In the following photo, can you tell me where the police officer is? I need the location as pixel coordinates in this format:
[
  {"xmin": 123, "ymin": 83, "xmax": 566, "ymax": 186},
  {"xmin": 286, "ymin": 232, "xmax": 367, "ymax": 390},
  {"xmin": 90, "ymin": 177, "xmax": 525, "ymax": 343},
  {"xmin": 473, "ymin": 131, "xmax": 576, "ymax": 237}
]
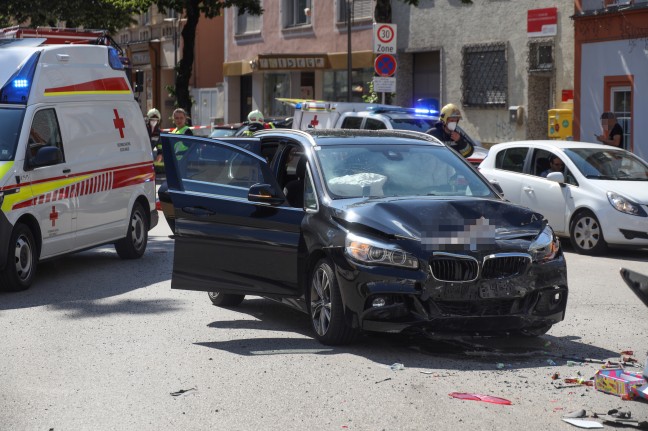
[{"xmin": 427, "ymin": 103, "xmax": 474, "ymax": 158}]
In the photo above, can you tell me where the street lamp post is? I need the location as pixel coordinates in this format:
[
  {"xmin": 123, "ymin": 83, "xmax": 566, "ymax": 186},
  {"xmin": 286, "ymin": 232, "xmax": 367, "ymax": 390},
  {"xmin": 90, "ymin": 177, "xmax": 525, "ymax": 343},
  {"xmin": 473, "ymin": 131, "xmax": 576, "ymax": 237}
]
[
  {"xmin": 164, "ymin": 11, "xmax": 180, "ymax": 82},
  {"xmin": 347, "ymin": 0, "xmax": 353, "ymax": 102}
]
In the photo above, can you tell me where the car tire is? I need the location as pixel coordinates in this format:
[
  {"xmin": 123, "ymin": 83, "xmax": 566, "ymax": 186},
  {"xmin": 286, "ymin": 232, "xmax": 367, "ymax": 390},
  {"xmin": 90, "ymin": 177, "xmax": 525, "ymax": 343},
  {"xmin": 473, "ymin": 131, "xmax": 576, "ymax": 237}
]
[
  {"xmin": 0, "ymin": 223, "xmax": 37, "ymax": 291},
  {"xmin": 115, "ymin": 202, "xmax": 148, "ymax": 259},
  {"xmin": 569, "ymin": 210, "xmax": 607, "ymax": 255},
  {"xmin": 208, "ymin": 291, "xmax": 245, "ymax": 307},
  {"xmin": 308, "ymin": 258, "xmax": 358, "ymax": 345}
]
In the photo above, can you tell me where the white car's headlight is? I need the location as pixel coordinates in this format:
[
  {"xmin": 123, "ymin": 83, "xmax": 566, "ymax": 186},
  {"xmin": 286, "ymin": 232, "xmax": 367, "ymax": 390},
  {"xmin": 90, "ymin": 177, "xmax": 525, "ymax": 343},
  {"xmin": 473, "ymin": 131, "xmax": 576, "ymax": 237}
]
[
  {"xmin": 345, "ymin": 233, "xmax": 419, "ymax": 269},
  {"xmin": 607, "ymin": 191, "xmax": 647, "ymax": 217},
  {"xmin": 529, "ymin": 225, "xmax": 560, "ymax": 262}
]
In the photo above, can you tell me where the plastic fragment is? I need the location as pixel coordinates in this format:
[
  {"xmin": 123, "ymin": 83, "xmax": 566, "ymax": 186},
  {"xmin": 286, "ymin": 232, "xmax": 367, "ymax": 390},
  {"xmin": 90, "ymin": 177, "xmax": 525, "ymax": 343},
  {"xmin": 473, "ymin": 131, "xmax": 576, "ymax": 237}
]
[
  {"xmin": 563, "ymin": 409, "xmax": 587, "ymax": 418},
  {"xmin": 552, "ymin": 372, "xmax": 561, "ymax": 380},
  {"xmin": 547, "ymin": 359, "xmax": 557, "ymax": 366},
  {"xmin": 449, "ymin": 392, "xmax": 512, "ymax": 405},
  {"xmin": 561, "ymin": 418, "xmax": 604, "ymax": 429},
  {"xmin": 567, "ymin": 360, "xmax": 581, "ymax": 366},
  {"xmin": 170, "ymin": 387, "xmax": 197, "ymax": 397},
  {"xmin": 390, "ymin": 363, "xmax": 405, "ymax": 371}
]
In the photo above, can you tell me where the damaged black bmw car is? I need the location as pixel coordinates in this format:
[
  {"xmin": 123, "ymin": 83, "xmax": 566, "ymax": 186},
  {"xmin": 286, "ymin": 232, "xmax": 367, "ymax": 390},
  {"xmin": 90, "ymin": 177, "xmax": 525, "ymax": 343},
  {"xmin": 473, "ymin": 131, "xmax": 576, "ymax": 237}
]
[{"xmin": 160, "ymin": 129, "xmax": 568, "ymax": 345}]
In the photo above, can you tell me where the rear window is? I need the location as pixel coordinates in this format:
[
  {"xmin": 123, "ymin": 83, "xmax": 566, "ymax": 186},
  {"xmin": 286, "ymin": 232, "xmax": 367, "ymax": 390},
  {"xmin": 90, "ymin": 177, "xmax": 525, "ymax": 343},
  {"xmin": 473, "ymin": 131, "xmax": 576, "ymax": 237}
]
[
  {"xmin": 0, "ymin": 108, "xmax": 26, "ymax": 161},
  {"xmin": 495, "ymin": 147, "xmax": 528, "ymax": 173},
  {"xmin": 340, "ymin": 116, "xmax": 363, "ymax": 129}
]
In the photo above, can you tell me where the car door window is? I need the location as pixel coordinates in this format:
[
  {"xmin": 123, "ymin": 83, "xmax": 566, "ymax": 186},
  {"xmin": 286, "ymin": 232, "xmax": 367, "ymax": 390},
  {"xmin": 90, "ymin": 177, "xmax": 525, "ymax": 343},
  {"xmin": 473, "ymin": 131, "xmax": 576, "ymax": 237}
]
[
  {"xmin": 495, "ymin": 147, "xmax": 528, "ymax": 173},
  {"xmin": 340, "ymin": 116, "xmax": 363, "ymax": 129},
  {"xmin": 27, "ymin": 108, "xmax": 64, "ymax": 163},
  {"xmin": 364, "ymin": 118, "xmax": 387, "ymax": 130},
  {"xmin": 304, "ymin": 166, "xmax": 318, "ymax": 211},
  {"xmin": 171, "ymin": 136, "xmax": 273, "ymax": 199},
  {"xmin": 531, "ymin": 149, "xmax": 578, "ymax": 186}
]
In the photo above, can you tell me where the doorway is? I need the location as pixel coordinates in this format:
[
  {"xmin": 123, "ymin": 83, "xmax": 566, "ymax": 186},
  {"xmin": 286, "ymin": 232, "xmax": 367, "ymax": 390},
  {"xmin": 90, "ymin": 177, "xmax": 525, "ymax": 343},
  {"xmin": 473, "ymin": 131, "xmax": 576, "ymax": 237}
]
[{"xmin": 240, "ymin": 75, "xmax": 252, "ymax": 122}]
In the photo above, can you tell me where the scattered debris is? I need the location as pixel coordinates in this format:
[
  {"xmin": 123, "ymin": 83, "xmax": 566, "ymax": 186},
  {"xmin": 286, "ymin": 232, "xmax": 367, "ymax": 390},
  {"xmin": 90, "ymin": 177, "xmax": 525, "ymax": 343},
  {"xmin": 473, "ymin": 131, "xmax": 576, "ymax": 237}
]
[
  {"xmin": 170, "ymin": 387, "xmax": 197, "ymax": 397},
  {"xmin": 449, "ymin": 392, "xmax": 512, "ymax": 405},
  {"xmin": 375, "ymin": 377, "xmax": 392, "ymax": 384},
  {"xmin": 564, "ymin": 378, "xmax": 594, "ymax": 387},
  {"xmin": 567, "ymin": 361, "xmax": 581, "ymax": 367},
  {"xmin": 564, "ymin": 409, "xmax": 587, "ymax": 418},
  {"xmin": 598, "ymin": 410, "xmax": 648, "ymax": 429},
  {"xmin": 552, "ymin": 372, "xmax": 561, "ymax": 380},
  {"xmin": 561, "ymin": 418, "xmax": 603, "ymax": 429},
  {"xmin": 390, "ymin": 363, "xmax": 405, "ymax": 371},
  {"xmin": 547, "ymin": 359, "xmax": 557, "ymax": 366},
  {"xmin": 594, "ymin": 369, "xmax": 646, "ymax": 400}
]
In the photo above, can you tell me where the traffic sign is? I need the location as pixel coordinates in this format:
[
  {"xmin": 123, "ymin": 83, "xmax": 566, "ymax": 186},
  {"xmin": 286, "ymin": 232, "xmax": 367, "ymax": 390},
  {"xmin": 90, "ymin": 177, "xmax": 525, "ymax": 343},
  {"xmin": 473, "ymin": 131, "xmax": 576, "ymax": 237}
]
[
  {"xmin": 373, "ymin": 23, "xmax": 397, "ymax": 54},
  {"xmin": 373, "ymin": 77, "xmax": 396, "ymax": 93},
  {"xmin": 374, "ymin": 54, "xmax": 397, "ymax": 77}
]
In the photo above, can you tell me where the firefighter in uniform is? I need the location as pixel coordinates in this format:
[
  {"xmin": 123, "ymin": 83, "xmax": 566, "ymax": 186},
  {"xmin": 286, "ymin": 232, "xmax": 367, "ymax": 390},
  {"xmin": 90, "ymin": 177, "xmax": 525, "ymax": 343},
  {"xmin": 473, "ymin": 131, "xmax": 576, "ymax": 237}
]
[{"xmin": 427, "ymin": 103, "xmax": 474, "ymax": 158}]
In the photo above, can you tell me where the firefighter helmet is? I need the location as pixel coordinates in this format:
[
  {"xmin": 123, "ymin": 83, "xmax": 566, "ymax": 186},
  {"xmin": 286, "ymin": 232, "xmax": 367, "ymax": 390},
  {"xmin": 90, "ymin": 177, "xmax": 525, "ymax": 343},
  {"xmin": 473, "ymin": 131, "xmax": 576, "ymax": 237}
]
[
  {"xmin": 248, "ymin": 109, "xmax": 265, "ymax": 124},
  {"xmin": 146, "ymin": 108, "xmax": 161, "ymax": 119},
  {"xmin": 439, "ymin": 104, "xmax": 462, "ymax": 125}
]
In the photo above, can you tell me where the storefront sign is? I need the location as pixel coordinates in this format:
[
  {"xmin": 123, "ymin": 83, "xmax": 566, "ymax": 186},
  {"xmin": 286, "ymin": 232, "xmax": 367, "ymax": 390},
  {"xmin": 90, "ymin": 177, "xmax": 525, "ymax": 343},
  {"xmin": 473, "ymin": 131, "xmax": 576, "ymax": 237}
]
[
  {"xmin": 132, "ymin": 51, "xmax": 151, "ymax": 66},
  {"xmin": 257, "ymin": 55, "xmax": 328, "ymax": 70},
  {"xmin": 528, "ymin": 8, "xmax": 558, "ymax": 37}
]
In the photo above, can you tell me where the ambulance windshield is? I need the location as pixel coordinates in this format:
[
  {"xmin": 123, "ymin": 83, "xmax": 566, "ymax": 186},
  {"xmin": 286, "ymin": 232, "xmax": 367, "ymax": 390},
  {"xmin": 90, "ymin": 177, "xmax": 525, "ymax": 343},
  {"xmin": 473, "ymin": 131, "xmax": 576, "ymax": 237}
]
[{"xmin": 0, "ymin": 108, "xmax": 25, "ymax": 161}]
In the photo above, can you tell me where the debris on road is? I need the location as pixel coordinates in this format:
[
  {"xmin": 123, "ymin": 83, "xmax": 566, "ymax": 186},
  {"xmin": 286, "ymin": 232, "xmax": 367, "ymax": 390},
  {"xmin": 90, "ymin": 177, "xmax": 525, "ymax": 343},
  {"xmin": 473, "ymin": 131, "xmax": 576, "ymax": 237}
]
[
  {"xmin": 170, "ymin": 387, "xmax": 197, "ymax": 397},
  {"xmin": 449, "ymin": 392, "xmax": 512, "ymax": 405},
  {"xmin": 594, "ymin": 369, "xmax": 646, "ymax": 400},
  {"xmin": 561, "ymin": 418, "xmax": 604, "ymax": 429},
  {"xmin": 390, "ymin": 363, "xmax": 405, "ymax": 371}
]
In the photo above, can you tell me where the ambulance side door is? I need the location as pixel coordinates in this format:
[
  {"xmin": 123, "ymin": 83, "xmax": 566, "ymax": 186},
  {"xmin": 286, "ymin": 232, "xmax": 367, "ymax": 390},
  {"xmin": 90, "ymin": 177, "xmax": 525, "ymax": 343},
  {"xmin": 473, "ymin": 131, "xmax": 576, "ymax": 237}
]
[{"xmin": 24, "ymin": 108, "xmax": 74, "ymax": 257}]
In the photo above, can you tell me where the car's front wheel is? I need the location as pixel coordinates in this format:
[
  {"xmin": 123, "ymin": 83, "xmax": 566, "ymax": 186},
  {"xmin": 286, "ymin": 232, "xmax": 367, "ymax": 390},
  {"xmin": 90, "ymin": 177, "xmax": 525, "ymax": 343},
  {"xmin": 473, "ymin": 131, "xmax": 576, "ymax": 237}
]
[
  {"xmin": 308, "ymin": 258, "xmax": 358, "ymax": 345},
  {"xmin": 208, "ymin": 291, "xmax": 245, "ymax": 307},
  {"xmin": 570, "ymin": 210, "xmax": 607, "ymax": 255}
]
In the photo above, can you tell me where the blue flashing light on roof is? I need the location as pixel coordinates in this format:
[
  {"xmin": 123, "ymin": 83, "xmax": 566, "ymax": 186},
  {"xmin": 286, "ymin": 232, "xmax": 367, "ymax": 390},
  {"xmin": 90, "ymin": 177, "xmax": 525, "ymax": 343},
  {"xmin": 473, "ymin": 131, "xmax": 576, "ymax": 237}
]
[
  {"xmin": 108, "ymin": 47, "xmax": 125, "ymax": 70},
  {"xmin": 295, "ymin": 103, "xmax": 302, "ymax": 109},
  {"xmin": 414, "ymin": 107, "xmax": 439, "ymax": 115},
  {"xmin": 0, "ymin": 51, "xmax": 40, "ymax": 104}
]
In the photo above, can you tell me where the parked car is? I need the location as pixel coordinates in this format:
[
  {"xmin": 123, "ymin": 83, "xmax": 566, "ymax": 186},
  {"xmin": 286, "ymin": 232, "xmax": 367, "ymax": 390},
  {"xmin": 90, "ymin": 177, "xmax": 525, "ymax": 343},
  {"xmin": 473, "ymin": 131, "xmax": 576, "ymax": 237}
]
[
  {"xmin": 159, "ymin": 129, "xmax": 568, "ymax": 345},
  {"xmin": 479, "ymin": 140, "xmax": 648, "ymax": 255}
]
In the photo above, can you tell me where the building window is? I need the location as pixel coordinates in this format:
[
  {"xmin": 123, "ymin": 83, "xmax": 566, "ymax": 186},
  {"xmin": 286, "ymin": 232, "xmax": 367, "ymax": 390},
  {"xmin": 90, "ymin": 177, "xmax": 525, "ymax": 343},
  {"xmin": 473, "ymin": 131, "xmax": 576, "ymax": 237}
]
[
  {"xmin": 284, "ymin": 0, "xmax": 311, "ymax": 28},
  {"xmin": 264, "ymin": 73, "xmax": 291, "ymax": 117},
  {"xmin": 140, "ymin": 8, "xmax": 151, "ymax": 25},
  {"xmin": 322, "ymin": 69, "xmax": 373, "ymax": 102},
  {"xmin": 462, "ymin": 42, "xmax": 507, "ymax": 107},
  {"xmin": 528, "ymin": 39, "xmax": 554, "ymax": 73},
  {"xmin": 235, "ymin": 8, "xmax": 262, "ymax": 35},
  {"xmin": 337, "ymin": 0, "xmax": 373, "ymax": 23}
]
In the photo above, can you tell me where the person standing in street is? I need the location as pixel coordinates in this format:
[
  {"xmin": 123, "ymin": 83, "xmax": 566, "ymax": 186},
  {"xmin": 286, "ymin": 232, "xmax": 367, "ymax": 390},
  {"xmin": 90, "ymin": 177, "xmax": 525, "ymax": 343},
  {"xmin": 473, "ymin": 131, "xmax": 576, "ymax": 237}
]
[
  {"xmin": 145, "ymin": 108, "xmax": 161, "ymax": 157},
  {"xmin": 427, "ymin": 103, "xmax": 474, "ymax": 158},
  {"xmin": 595, "ymin": 111, "xmax": 623, "ymax": 147}
]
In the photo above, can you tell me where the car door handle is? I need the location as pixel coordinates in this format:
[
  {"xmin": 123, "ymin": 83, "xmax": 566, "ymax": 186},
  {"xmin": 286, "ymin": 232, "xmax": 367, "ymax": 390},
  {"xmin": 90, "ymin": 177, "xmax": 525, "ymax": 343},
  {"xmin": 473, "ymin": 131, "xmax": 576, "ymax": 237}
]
[
  {"xmin": 522, "ymin": 186, "xmax": 533, "ymax": 193},
  {"xmin": 63, "ymin": 168, "xmax": 71, "ymax": 174},
  {"xmin": 182, "ymin": 206, "xmax": 215, "ymax": 216}
]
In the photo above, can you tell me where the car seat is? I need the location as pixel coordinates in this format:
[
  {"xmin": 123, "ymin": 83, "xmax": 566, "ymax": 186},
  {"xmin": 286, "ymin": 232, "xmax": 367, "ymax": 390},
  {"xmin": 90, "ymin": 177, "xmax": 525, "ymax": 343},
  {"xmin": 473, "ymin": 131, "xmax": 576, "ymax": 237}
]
[
  {"xmin": 283, "ymin": 157, "xmax": 307, "ymax": 208},
  {"xmin": 535, "ymin": 157, "xmax": 550, "ymax": 176}
]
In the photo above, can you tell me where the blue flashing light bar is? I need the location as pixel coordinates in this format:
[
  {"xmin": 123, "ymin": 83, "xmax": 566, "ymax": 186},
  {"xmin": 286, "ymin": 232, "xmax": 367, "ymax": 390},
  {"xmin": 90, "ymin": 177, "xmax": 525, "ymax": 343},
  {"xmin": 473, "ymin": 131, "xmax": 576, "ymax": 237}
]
[
  {"xmin": 108, "ymin": 47, "xmax": 125, "ymax": 70},
  {"xmin": 0, "ymin": 52, "xmax": 41, "ymax": 104}
]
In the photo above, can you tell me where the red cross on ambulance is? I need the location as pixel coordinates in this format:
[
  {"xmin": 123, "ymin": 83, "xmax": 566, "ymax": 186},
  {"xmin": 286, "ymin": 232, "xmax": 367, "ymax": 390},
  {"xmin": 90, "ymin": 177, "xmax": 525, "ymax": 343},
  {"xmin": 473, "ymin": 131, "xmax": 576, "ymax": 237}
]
[{"xmin": 113, "ymin": 109, "xmax": 126, "ymax": 138}]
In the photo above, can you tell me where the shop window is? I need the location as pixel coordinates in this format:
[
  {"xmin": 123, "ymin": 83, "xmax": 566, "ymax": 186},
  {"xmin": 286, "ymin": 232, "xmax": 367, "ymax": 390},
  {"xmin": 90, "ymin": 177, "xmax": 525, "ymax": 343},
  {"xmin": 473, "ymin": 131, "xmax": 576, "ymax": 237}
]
[
  {"xmin": 604, "ymin": 76, "xmax": 634, "ymax": 151},
  {"xmin": 284, "ymin": 0, "xmax": 311, "ymax": 28},
  {"xmin": 322, "ymin": 69, "xmax": 373, "ymax": 102},
  {"xmin": 264, "ymin": 73, "xmax": 291, "ymax": 117},
  {"xmin": 462, "ymin": 43, "xmax": 507, "ymax": 107}
]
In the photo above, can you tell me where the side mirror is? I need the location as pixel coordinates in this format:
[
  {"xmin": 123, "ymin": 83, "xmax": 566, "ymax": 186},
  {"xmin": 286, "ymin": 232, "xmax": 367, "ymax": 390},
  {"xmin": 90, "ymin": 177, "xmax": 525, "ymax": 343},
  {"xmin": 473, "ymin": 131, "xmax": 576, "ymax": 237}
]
[
  {"xmin": 248, "ymin": 183, "xmax": 285, "ymax": 206},
  {"xmin": 30, "ymin": 146, "xmax": 62, "ymax": 168},
  {"xmin": 546, "ymin": 172, "xmax": 565, "ymax": 183}
]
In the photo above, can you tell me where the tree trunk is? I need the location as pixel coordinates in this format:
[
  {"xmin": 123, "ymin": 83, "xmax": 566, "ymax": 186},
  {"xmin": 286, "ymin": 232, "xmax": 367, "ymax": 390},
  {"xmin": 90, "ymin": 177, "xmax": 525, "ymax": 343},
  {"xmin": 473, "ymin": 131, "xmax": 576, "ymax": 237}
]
[
  {"xmin": 176, "ymin": 0, "xmax": 200, "ymax": 116},
  {"xmin": 374, "ymin": 0, "xmax": 392, "ymax": 23}
]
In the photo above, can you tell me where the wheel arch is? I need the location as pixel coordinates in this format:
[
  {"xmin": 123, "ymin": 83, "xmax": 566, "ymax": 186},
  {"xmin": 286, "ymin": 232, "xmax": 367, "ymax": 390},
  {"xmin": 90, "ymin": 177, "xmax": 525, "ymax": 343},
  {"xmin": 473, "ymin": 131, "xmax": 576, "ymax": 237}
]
[
  {"xmin": 15, "ymin": 213, "xmax": 42, "ymax": 259},
  {"xmin": 134, "ymin": 195, "xmax": 151, "ymax": 228}
]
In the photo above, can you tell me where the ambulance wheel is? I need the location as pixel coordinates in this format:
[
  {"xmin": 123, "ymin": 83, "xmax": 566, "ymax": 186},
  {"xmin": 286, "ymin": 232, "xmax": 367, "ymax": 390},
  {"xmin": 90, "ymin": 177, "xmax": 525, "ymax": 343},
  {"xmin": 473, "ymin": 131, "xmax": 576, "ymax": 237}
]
[
  {"xmin": 0, "ymin": 223, "xmax": 37, "ymax": 291},
  {"xmin": 115, "ymin": 202, "xmax": 148, "ymax": 259}
]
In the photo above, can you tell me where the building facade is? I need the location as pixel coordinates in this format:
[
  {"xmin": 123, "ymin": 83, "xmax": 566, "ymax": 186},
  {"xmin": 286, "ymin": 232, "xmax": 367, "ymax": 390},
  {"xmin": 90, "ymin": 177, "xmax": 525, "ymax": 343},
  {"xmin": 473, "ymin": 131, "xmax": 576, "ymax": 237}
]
[
  {"xmin": 573, "ymin": 0, "xmax": 648, "ymax": 159},
  {"xmin": 114, "ymin": 7, "xmax": 225, "ymax": 130},
  {"xmin": 222, "ymin": 0, "xmax": 375, "ymax": 123},
  {"xmin": 392, "ymin": 0, "xmax": 575, "ymax": 145}
]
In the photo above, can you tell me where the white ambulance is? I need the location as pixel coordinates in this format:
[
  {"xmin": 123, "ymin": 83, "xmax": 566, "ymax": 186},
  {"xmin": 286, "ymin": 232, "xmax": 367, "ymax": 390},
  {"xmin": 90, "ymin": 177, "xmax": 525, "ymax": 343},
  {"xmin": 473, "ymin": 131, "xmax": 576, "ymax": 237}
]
[{"xmin": 0, "ymin": 40, "xmax": 158, "ymax": 291}]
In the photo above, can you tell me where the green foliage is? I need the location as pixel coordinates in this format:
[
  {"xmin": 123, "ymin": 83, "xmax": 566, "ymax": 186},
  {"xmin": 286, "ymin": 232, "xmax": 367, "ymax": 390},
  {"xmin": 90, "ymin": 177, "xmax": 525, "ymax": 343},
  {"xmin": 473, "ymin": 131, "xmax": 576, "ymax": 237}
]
[{"xmin": 0, "ymin": 0, "xmax": 151, "ymax": 32}]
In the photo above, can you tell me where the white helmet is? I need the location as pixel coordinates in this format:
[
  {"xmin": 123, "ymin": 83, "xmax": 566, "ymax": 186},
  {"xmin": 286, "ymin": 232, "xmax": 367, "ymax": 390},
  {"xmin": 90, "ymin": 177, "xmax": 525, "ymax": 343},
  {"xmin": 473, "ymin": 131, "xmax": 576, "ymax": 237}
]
[
  {"xmin": 248, "ymin": 109, "xmax": 264, "ymax": 124},
  {"xmin": 147, "ymin": 108, "xmax": 161, "ymax": 119}
]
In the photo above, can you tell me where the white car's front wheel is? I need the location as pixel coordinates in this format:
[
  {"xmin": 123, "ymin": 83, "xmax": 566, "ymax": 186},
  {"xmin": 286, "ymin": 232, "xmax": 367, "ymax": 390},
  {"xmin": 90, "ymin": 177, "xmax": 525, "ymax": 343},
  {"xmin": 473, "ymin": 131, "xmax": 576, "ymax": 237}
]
[{"xmin": 570, "ymin": 210, "xmax": 607, "ymax": 255}]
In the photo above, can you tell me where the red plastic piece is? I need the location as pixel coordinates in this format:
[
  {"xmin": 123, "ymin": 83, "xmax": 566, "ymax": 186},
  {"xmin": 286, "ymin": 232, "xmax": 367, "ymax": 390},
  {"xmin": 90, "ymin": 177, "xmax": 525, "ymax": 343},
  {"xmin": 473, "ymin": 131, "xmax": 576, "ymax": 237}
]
[{"xmin": 449, "ymin": 392, "xmax": 512, "ymax": 405}]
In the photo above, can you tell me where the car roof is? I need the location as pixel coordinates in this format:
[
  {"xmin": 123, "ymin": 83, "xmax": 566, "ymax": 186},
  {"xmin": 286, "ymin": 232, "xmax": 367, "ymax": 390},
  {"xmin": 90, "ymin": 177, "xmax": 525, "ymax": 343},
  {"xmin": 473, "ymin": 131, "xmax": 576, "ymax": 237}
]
[
  {"xmin": 254, "ymin": 128, "xmax": 444, "ymax": 147},
  {"xmin": 493, "ymin": 140, "xmax": 621, "ymax": 151}
]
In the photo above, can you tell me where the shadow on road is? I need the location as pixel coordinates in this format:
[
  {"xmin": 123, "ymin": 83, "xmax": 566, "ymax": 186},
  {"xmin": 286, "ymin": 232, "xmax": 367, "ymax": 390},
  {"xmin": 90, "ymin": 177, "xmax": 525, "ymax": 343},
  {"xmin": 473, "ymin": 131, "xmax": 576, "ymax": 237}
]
[
  {"xmin": 0, "ymin": 235, "xmax": 175, "ymax": 313},
  {"xmin": 195, "ymin": 298, "xmax": 622, "ymax": 371}
]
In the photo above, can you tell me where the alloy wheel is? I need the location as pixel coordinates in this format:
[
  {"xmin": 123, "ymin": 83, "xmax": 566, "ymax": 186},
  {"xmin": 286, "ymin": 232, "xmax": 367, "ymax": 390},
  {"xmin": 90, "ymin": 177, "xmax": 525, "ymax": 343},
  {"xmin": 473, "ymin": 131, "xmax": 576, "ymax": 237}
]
[{"xmin": 310, "ymin": 267, "xmax": 332, "ymax": 336}]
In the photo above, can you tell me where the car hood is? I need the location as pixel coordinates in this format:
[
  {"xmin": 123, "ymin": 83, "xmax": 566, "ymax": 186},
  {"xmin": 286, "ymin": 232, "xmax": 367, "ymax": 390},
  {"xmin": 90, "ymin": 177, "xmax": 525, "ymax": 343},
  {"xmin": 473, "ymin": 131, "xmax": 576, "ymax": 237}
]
[
  {"xmin": 589, "ymin": 180, "xmax": 648, "ymax": 204},
  {"xmin": 330, "ymin": 197, "xmax": 545, "ymax": 251}
]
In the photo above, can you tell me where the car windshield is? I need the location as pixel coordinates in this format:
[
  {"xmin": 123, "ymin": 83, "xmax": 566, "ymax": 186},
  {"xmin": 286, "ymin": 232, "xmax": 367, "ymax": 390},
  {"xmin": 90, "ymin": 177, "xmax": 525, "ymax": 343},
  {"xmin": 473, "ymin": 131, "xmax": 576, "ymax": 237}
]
[
  {"xmin": 315, "ymin": 143, "xmax": 494, "ymax": 199},
  {"xmin": 564, "ymin": 148, "xmax": 648, "ymax": 180},
  {"xmin": 0, "ymin": 108, "xmax": 25, "ymax": 161},
  {"xmin": 389, "ymin": 117, "xmax": 437, "ymax": 132}
]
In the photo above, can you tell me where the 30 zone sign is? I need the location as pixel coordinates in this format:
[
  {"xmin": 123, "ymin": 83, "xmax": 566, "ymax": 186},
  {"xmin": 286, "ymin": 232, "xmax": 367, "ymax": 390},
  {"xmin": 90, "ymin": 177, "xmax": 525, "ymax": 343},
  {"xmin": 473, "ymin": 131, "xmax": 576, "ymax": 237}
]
[{"xmin": 373, "ymin": 23, "xmax": 397, "ymax": 54}]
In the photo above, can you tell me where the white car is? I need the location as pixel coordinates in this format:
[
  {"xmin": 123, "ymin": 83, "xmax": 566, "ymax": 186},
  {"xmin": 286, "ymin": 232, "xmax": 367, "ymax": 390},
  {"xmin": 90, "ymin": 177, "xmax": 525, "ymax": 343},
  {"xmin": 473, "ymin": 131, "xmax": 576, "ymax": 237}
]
[{"xmin": 479, "ymin": 140, "xmax": 648, "ymax": 255}]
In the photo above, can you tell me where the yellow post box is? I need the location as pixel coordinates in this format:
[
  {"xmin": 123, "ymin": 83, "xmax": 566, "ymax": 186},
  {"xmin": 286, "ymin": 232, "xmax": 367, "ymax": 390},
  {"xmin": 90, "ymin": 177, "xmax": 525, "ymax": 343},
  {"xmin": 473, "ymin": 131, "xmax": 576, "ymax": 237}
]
[{"xmin": 548, "ymin": 104, "xmax": 573, "ymax": 140}]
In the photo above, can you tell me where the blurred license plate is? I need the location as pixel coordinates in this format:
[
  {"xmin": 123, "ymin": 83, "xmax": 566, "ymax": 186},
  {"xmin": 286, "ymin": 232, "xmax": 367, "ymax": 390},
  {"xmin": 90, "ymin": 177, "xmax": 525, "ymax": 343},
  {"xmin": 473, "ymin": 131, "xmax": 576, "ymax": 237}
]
[{"xmin": 479, "ymin": 280, "xmax": 515, "ymax": 298}]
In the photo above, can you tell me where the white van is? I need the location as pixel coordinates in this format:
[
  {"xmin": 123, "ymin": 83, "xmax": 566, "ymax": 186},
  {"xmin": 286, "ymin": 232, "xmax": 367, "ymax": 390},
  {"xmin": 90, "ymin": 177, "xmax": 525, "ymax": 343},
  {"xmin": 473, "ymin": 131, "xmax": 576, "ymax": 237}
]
[{"xmin": 0, "ymin": 40, "xmax": 157, "ymax": 291}]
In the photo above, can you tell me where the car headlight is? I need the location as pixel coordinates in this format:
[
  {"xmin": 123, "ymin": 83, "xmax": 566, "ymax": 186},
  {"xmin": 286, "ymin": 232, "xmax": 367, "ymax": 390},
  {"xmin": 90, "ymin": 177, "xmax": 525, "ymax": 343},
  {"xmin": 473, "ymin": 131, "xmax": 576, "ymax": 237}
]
[
  {"xmin": 607, "ymin": 191, "xmax": 647, "ymax": 217},
  {"xmin": 529, "ymin": 224, "xmax": 560, "ymax": 262},
  {"xmin": 345, "ymin": 233, "xmax": 419, "ymax": 269}
]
